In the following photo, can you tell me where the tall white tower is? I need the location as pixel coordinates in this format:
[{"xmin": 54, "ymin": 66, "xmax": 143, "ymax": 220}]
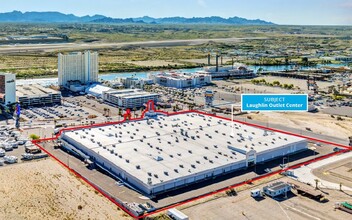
[{"xmin": 58, "ymin": 51, "xmax": 98, "ymax": 87}]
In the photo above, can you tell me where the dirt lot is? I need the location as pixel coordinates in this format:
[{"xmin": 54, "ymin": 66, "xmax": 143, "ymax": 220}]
[
  {"xmin": 245, "ymin": 111, "xmax": 352, "ymax": 140},
  {"xmin": 181, "ymin": 177, "xmax": 352, "ymax": 220},
  {"xmin": 313, "ymin": 156, "xmax": 352, "ymax": 189},
  {"xmin": 0, "ymin": 159, "xmax": 132, "ymax": 220}
]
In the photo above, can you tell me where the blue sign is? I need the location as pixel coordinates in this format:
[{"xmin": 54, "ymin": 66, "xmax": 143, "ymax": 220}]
[
  {"xmin": 15, "ymin": 103, "xmax": 21, "ymax": 116},
  {"xmin": 241, "ymin": 94, "xmax": 308, "ymax": 112}
]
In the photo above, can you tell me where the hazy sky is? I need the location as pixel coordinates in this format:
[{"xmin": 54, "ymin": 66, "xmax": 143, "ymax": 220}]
[{"xmin": 0, "ymin": 0, "xmax": 351, "ymax": 25}]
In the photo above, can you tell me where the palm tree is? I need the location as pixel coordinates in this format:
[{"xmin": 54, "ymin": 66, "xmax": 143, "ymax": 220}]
[
  {"xmin": 118, "ymin": 108, "xmax": 122, "ymax": 120},
  {"xmin": 133, "ymin": 107, "xmax": 137, "ymax": 117}
]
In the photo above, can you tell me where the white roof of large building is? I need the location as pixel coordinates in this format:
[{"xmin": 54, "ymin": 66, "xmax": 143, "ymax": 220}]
[
  {"xmin": 62, "ymin": 112, "xmax": 305, "ymax": 187},
  {"xmin": 85, "ymin": 84, "xmax": 112, "ymax": 97}
]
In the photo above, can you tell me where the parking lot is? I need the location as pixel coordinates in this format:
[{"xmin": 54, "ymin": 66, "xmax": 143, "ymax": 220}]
[
  {"xmin": 0, "ymin": 126, "xmax": 47, "ymax": 166},
  {"xmin": 21, "ymin": 103, "xmax": 99, "ymax": 121}
]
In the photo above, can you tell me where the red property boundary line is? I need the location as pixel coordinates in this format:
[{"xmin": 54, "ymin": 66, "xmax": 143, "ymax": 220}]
[{"xmin": 32, "ymin": 100, "xmax": 352, "ymax": 219}]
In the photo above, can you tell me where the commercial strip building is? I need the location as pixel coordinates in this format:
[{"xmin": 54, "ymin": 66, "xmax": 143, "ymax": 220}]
[
  {"xmin": 60, "ymin": 110, "xmax": 307, "ymax": 196},
  {"xmin": 119, "ymin": 77, "xmax": 154, "ymax": 89},
  {"xmin": 85, "ymin": 84, "xmax": 159, "ymax": 109},
  {"xmin": 150, "ymin": 72, "xmax": 211, "ymax": 88},
  {"xmin": 58, "ymin": 51, "xmax": 99, "ymax": 88},
  {"xmin": 103, "ymin": 89, "xmax": 159, "ymax": 109},
  {"xmin": 16, "ymin": 84, "xmax": 61, "ymax": 106},
  {"xmin": 0, "ymin": 72, "xmax": 16, "ymax": 105}
]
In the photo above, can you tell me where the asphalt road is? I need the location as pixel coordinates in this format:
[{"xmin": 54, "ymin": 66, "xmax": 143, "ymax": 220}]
[{"xmin": 0, "ymin": 37, "xmax": 266, "ymax": 54}]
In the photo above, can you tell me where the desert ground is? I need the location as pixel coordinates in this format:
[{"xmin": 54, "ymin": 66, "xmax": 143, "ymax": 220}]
[
  {"xmin": 245, "ymin": 111, "xmax": 352, "ymax": 140},
  {"xmin": 0, "ymin": 159, "xmax": 132, "ymax": 220}
]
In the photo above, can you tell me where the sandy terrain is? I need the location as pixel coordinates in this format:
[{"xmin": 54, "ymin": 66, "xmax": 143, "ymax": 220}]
[
  {"xmin": 0, "ymin": 159, "xmax": 132, "ymax": 220},
  {"xmin": 126, "ymin": 60, "xmax": 182, "ymax": 67},
  {"xmin": 0, "ymin": 37, "xmax": 260, "ymax": 54},
  {"xmin": 246, "ymin": 111, "xmax": 352, "ymax": 139},
  {"xmin": 229, "ymin": 76, "xmax": 334, "ymax": 94}
]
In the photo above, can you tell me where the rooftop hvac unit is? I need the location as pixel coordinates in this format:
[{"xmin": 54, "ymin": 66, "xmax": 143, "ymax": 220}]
[
  {"xmin": 188, "ymin": 150, "xmax": 192, "ymax": 154},
  {"xmin": 119, "ymin": 155, "xmax": 123, "ymax": 159},
  {"xmin": 118, "ymin": 140, "xmax": 122, "ymax": 143},
  {"xmin": 112, "ymin": 144, "xmax": 116, "ymax": 147},
  {"xmin": 215, "ymin": 155, "xmax": 219, "ymax": 158},
  {"xmin": 136, "ymin": 165, "xmax": 140, "ymax": 169},
  {"xmin": 222, "ymin": 133, "xmax": 226, "ymax": 136},
  {"xmin": 177, "ymin": 153, "xmax": 182, "ymax": 156},
  {"xmin": 110, "ymin": 149, "xmax": 114, "ymax": 154},
  {"xmin": 284, "ymin": 138, "xmax": 287, "ymax": 141},
  {"xmin": 191, "ymin": 164, "xmax": 196, "ymax": 168},
  {"xmin": 75, "ymin": 132, "xmax": 78, "ymax": 135},
  {"xmin": 103, "ymin": 146, "xmax": 106, "ymax": 149},
  {"xmin": 209, "ymin": 160, "xmax": 213, "ymax": 163},
  {"xmin": 205, "ymin": 146, "xmax": 209, "ymax": 150},
  {"xmin": 174, "ymin": 169, "xmax": 179, "ymax": 173},
  {"xmin": 218, "ymin": 152, "xmax": 222, "ymax": 155},
  {"xmin": 126, "ymin": 159, "xmax": 130, "ymax": 163},
  {"xmin": 154, "ymin": 156, "xmax": 163, "ymax": 161},
  {"xmin": 143, "ymin": 135, "xmax": 147, "ymax": 138},
  {"xmin": 115, "ymin": 153, "xmax": 118, "ymax": 156},
  {"xmin": 154, "ymin": 174, "xmax": 158, "ymax": 178},
  {"xmin": 204, "ymin": 156, "xmax": 208, "ymax": 160},
  {"xmin": 147, "ymin": 172, "xmax": 152, "ymax": 176},
  {"xmin": 164, "ymin": 171, "xmax": 169, "ymax": 176},
  {"xmin": 140, "ymin": 139, "xmax": 143, "ymax": 142},
  {"xmin": 214, "ymin": 145, "xmax": 218, "ymax": 148},
  {"xmin": 179, "ymin": 164, "xmax": 184, "ymax": 168}
]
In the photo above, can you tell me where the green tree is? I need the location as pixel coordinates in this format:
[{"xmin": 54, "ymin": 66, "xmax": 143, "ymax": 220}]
[
  {"xmin": 29, "ymin": 134, "xmax": 40, "ymax": 140},
  {"xmin": 273, "ymin": 81, "xmax": 281, "ymax": 86}
]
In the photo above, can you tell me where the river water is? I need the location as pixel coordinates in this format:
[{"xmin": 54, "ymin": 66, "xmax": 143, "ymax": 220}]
[{"xmin": 16, "ymin": 64, "xmax": 348, "ymax": 86}]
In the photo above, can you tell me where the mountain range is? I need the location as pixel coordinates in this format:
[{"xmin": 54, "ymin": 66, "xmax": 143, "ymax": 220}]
[{"xmin": 0, "ymin": 11, "xmax": 274, "ymax": 25}]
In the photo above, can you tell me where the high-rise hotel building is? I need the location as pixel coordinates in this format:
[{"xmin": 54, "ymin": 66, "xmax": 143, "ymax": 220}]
[
  {"xmin": 0, "ymin": 72, "xmax": 16, "ymax": 105},
  {"xmin": 58, "ymin": 51, "xmax": 99, "ymax": 87}
]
